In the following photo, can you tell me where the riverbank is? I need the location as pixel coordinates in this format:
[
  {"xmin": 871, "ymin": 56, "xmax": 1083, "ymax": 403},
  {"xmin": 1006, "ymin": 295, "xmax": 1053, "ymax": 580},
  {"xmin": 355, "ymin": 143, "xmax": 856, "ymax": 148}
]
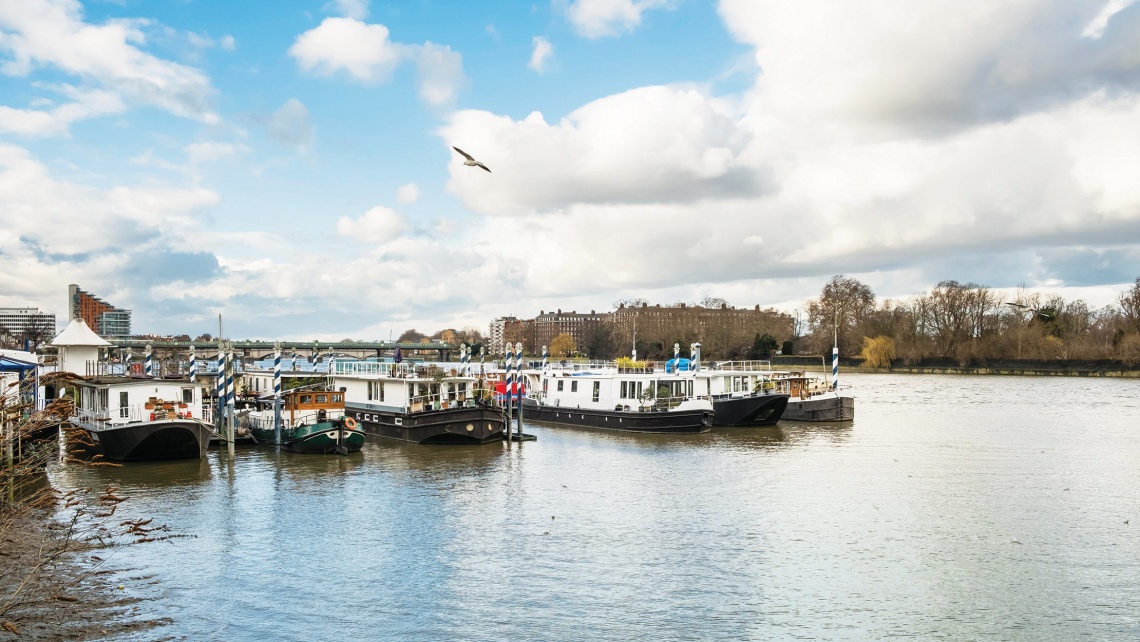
[
  {"xmin": 770, "ymin": 356, "xmax": 1140, "ymax": 377},
  {"xmin": 0, "ymin": 505, "xmax": 164, "ymax": 640}
]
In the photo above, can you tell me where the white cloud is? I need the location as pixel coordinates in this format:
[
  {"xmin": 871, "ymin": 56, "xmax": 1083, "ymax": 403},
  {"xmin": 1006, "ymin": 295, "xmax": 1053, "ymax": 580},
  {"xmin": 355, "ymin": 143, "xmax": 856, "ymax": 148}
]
[
  {"xmin": 336, "ymin": 206, "xmax": 409, "ymax": 243},
  {"xmin": 219, "ymin": 34, "xmax": 235, "ymax": 50},
  {"xmin": 414, "ymin": 42, "xmax": 464, "ymax": 108},
  {"xmin": 288, "ymin": 18, "xmax": 406, "ymax": 83},
  {"xmin": 0, "ymin": 143, "xmax": 220, "ymax": 258},
  {"xmin": 184, "ymin": 141, "xmax": 246, "ymax": 165},
  {"xmin": 1083, "ymin": 0, "xmax": 1138, "ymax": 38},
  {"xmin": 396, "ymin": 183, "xmax": 420, "ymax": 203},
  {"xmin": 561, "ymin": 0, "xmax": 672, "ymax": 38},
  {"xmin": 0, "ymin": 87, "xmax": 124, "ymax": 137},
  {"xmin": 324, "ymin": 0, "xmax": 370, "ymax": 20},
  {"xmin": 440, "ymin": 85, "xmax": 760, "ymax": 215},
  {"xmin": 529, "ymin": 36, "xmax": 554, "ymax": 73},
  {"xmin": 267, "ymin": 98, "xmax": 314, "ymax": 150},
  {"xmin": 289, "ymin": 18, "xmax": 465, "ymax": 107},
  {"xmin": 718, "ymin": 0, "xmax": 1140, "ymax": 133},
  {"xmin": 0, "ymin": 0, "xmax": 218, "ymax": 123}
]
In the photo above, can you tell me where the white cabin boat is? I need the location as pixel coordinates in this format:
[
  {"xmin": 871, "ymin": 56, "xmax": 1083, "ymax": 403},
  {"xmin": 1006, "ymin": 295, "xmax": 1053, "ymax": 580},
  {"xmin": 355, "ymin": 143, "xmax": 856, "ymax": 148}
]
[{"xmin": 70, "ymin": 375, "xmax": 212, "ymax": 461}]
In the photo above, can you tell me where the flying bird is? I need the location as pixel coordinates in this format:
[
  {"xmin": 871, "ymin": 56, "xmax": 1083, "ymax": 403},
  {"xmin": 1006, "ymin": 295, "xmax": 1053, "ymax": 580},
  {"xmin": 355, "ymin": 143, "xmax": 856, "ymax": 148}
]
[{"xmin": 452, "ymin": 146, "xmax": 491, "ymax": 173}]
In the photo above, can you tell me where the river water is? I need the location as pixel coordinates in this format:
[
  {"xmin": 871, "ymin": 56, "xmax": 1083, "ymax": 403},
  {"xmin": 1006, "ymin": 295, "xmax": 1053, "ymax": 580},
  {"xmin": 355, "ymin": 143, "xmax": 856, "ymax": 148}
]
[{"xmin": 50, "ymin": 373, "xmax": 1140, "ymax": 640}]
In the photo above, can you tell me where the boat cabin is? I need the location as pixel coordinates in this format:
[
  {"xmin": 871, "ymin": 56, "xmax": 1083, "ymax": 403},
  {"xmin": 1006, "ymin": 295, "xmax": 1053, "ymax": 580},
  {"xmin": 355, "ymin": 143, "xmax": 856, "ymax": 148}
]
[
  {"xmin": 331, "ymin": 361, "xmax": 488, "ymax": 413},
  {"xmin": 72, "ymin": 376, "xmax": 206, "ymax": 427}
]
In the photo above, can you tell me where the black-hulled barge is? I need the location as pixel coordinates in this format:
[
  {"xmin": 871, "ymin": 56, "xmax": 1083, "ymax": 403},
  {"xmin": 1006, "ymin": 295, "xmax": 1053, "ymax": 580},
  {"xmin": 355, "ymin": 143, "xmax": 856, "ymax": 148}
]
[
  {"xmin": 520, "ymin": 363, "xmax": 713, "ymax": 434},
  {"xmin": 332, "ymin": 361, "xmax": 505, "ymax": 445},
  {"xmin": 69, "ymin": 375, "xmax": 212, "ymax": 461}
]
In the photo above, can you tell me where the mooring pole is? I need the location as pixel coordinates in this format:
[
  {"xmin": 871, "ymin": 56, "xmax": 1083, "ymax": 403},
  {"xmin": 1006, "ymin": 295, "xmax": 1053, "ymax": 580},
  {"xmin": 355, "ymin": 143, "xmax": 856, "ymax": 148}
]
[
  {"xmin": 504, "ymin": 344, "xmax": 514, "ymax": 443},
  {"xmin": 515, "ymin": 342, "xmax": 524, "ymax": 439},
  {"xmin": 225, "ymin": 340, "xmax": 235, "ymax": 456},
  {"xmin": 273, "ymin": 341, "xmax": 282, "ymax": 446}
]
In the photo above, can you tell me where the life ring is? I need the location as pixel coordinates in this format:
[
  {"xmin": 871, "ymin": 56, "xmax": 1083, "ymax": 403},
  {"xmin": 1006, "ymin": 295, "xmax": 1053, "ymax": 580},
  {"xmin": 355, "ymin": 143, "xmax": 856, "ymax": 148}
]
[{"xmin": 344, "ymin": 417, "xmax": 358, "ymax": 430}]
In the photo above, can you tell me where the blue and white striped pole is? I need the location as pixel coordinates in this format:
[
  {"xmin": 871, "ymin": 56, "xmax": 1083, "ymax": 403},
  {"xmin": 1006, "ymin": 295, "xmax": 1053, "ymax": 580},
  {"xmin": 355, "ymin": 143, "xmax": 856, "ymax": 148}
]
[
  {"xmin": 504, "ymin": 343, "xmax": 514, "ymax": 413},
  {"xmin": 691, "ymin": 342, "xmax": 701, "ymax": 373},
  {"xmin": 216, "ymin": 346, "xmax": 225, "ymax": 426},
  {"xmin": 460, "ymin": 343, "xmax": 467, "ymax": 376},
  {"xmin": 124, "ymin": 348, "xmax": 132, "ymax": 375},
  {"xmin": 272, "ymin": 342, "xmax": 282, "ymax": 445},
  {"xmin": 832, "ymin": 312, "xmax": 839, "ymax": 391},
  {"xmin": 541, "ymin": 345, "xmax": 547, "ymax": 371},
  {"xmin": 189, "ymin": 345, "xmax": 197, "ymax": 383},
  {"xmin": 291, "ymin": 352, "xmax": 298, "ymax": 372},
  {"xmin": 674, "ymin": 342, "xmax": 680, "ymax": 372},
  {"xmin": 273, "ymin": 344, "xmax": 282, "ymax": 397},
  {"xmin": 225, "ymin": 346, "xmax": 234, "ymax": 412},
  {"xmin": 515, "ymin": 341, "xmax": 525, "ymax": 437},
  {"xmin": 144, "ymin": 343, "xmax": 153, "ymax": 377},
  {"xmin": 479, "ymin": 346, "xmax": 485, "ymax": 376},
  {"xmin": 514, "ymin": 342, "xmax": 523, "ymax": 404}
]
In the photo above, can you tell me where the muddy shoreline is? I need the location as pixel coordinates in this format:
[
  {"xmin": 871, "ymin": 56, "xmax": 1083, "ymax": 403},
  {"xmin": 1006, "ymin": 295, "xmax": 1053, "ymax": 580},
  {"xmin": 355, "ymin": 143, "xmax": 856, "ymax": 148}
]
[{"xmin": 1, "ymin": 505, "xmax": 168, "ymax": 641}]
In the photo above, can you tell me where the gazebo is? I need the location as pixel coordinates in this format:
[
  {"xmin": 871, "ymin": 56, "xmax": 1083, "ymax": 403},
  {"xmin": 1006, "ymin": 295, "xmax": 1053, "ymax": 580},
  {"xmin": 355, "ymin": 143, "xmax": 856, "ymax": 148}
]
[{"xmin": 50, "ymin": 318, "xmax": 111, "ymax": 376}]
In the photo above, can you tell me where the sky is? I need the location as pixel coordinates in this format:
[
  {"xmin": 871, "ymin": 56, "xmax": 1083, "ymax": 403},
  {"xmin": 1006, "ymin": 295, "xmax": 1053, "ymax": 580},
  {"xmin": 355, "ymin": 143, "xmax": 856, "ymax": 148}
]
[{"xmin": 1, "ymin": 0, "xmax": 1139, "ymax": 341}]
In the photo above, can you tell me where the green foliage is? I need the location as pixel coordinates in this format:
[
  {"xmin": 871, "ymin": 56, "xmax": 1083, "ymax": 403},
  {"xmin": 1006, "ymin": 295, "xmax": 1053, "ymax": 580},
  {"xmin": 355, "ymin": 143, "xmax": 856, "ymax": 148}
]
[
  {"xmin": 781, "ymin": 340, "xmax": 794, "ymax": 355},
  {"xmin": 747, "ymin": 333, "xmax": 779, "ymax": 359}
]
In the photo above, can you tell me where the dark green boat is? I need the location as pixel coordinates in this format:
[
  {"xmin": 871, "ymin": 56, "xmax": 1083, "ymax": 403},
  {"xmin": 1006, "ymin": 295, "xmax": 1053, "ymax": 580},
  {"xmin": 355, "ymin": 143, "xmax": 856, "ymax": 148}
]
[{"xmin": 241, "ymin": 388, "xmax": 365, "ymax": 455}]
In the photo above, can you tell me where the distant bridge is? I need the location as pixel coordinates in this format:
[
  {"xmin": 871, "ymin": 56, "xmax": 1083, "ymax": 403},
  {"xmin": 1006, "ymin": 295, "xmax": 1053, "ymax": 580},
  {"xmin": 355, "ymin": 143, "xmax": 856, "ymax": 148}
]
[{"xmin": 106, "ymin": 339, "xmax": 455, "ymax": 362}]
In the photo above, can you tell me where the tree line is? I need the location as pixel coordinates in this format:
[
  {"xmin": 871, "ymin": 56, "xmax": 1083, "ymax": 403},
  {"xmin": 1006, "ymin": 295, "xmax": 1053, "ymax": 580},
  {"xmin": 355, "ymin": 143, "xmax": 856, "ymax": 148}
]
[{"xmin": 807, "ymin": 275, "xmax": 1140, "ymax": 365}]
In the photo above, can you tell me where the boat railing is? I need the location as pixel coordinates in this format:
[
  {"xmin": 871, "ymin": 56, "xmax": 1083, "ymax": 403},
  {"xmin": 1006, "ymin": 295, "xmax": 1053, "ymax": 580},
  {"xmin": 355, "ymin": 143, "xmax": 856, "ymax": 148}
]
[
  {"xmin": 404, "ymin": 386, "xmax": 500, "ymax": 414},
  {"xmin": 72, "ymin": 402, "xmax": 200, "ymax": 428},
  {"xmin": 528, "ymin": 391, "xmax": 705, "ymax": 413},
  {"xmin": 708, "ymin": 360, "xmax": 772, "ymax": 372}
]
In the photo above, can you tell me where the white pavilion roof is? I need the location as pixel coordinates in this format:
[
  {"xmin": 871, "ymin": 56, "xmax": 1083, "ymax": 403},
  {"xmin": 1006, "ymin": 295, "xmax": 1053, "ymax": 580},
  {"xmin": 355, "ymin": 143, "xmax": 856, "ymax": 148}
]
[{"xmin": 50, "ymin": 318, "xmax": 111, "ymax": 347}]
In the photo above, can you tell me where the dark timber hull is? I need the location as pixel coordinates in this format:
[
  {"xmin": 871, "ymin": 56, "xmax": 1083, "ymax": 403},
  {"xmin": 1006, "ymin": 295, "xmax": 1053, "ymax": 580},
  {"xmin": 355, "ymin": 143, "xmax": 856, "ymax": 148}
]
[
  {"xmin": 79, "ymin": 420, "xmax": 211, "ymax": 461},
  {"xmin": 711, "ymin": 394, "xmax": 790, "ymax": 426},
  {"xmin": 521, "ymin": 399, "xmax": 712, "ymax": 433},
  {"xmin": 781, "ymin": 395, "xmax": 855, "ymax": 422},
  {"xmin": 345, "ymin": 402, "xmax": 505, "ymax": 444}
]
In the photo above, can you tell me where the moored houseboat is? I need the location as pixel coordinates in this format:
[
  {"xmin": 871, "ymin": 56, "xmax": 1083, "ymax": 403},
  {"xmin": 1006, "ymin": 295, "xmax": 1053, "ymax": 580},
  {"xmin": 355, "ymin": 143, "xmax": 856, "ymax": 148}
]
[
  {"xmin": 690, "ymin": 361, "xmax": 791, "ymax": 426},
  {"xmin": 766, "ymin": 371, "xmax": 855, "ymax": 421},
  {"xmin": 520, "ymin": 362, "xmax": 713, "ymax": 433},
  {"xmin": 331, "ymin": 361, "xmax": 505, "ymax": 444},
  {"xmin": 69, "ymin": 375, "xmax": 212, "ymax": 461},
  {"xmin": 240, "ymin": 386, "xmax": 364, "ymax": 454}
]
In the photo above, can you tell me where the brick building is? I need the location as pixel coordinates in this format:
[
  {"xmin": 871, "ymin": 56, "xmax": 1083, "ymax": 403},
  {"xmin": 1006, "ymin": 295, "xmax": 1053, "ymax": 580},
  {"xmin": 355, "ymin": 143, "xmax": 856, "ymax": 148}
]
[{"xmin": 69, "ymin": 284, "xmax": 132, "ymax": 339}]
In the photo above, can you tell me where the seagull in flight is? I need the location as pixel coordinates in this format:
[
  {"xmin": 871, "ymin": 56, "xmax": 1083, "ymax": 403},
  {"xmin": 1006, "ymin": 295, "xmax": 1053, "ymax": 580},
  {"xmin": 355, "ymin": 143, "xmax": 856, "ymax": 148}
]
[{"xmin": 452, "ymin": 146, "xmax": 491, "ymax": 173}]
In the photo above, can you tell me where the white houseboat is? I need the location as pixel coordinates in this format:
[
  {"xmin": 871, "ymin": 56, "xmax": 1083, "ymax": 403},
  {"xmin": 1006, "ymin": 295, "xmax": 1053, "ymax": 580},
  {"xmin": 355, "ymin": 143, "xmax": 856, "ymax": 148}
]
[
  {"xmin": 70, "ymin": 375, "xmax": 212, "ymax": 461},
  {"xmin": 330, "ymin": 361, "xmax": 505, "ymax": 444},
  {"xmin": 520, "ymin": 362, "xmax": 713, "ymax": 433}
]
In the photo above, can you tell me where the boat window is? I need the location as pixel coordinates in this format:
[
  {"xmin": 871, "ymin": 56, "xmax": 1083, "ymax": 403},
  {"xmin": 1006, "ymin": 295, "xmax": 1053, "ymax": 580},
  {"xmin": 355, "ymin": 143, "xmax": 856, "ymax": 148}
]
[
  {"xmin": 316, "ymin": 394, "xmax": 327, "ymax": 403},
  {"xmin": 182, "ymin": 388, "xmax": 193, "ymax": 404},
  {"xmin": 300, "ymin": 394, "xmax": 312, "ymax": 404},
  {"xmin": 636, "ymin": 381, "xmax": 643, "ymax": 398},
  {"xmin": 379, "ymin": 383, "xmax": 384, "ymax": 402},
  {"xmin": 620, "ymin": 381, "xmax": 628, "ymax": 398},
  {"xmin": 557, "ymin": 380, "xmax": 564, "ymax": 392},
  {"xmin": 119, "ymin": 391, "xmax": 128, "ymax": 418},
  {"xmin": 571, "ymin": 381, "xmax": 578, "ymax": 393},
  {"xmin": 332, "ymin": 394, "xmax": 342, "ymax": 403},
  {"xmin": 592, "ymin": 381, "xmax": 600, "ymax": 402}
]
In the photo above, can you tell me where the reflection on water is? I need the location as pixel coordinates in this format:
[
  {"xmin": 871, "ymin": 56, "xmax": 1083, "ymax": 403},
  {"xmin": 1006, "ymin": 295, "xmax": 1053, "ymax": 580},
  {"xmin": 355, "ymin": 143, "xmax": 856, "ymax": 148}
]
[{"xmin": 48, "ymin": 374, "xmax": 1140, "ymax": 640}]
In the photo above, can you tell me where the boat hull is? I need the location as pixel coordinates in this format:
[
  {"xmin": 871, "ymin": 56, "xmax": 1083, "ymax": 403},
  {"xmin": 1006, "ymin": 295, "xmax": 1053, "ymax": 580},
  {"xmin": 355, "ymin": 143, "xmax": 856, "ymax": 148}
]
[
  {"xmin": 249, "ymin": 422, "xmax": 366, "ymax": 454},
  {"xmin": 345, "ymin": 402, "xmax": 505, "ymax": 444},
  {"xmin": 782, "ymin": 394, "xmax": 855, "ymax": 422},
  {"xmin": 521, "ymin": 399, "xmax": 712, "ymax": 433},
  {"xmin": 77, "ymin": 420, "xmax": 211, "ymax": 461},
  {"xmin": 711, "ymin": 394, "xmax": 789, "ymax": 426}
]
